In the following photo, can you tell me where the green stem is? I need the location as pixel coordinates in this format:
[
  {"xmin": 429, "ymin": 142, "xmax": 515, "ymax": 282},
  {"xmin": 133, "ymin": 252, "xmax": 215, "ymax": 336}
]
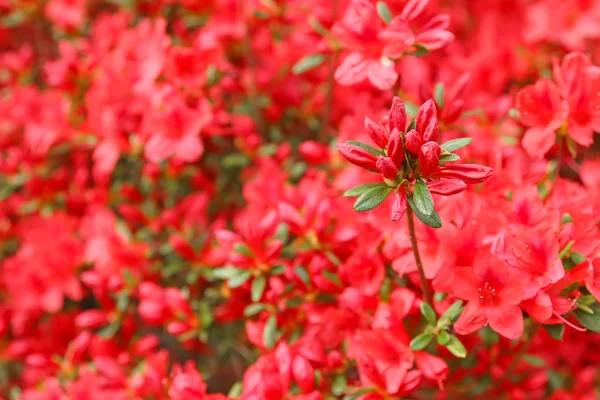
[{"xmin": 406, "ymin": 205, "xmax": 433, "ymax": 306}]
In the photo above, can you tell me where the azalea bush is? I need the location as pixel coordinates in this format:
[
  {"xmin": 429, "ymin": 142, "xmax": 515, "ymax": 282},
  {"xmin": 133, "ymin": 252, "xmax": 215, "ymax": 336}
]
[{"xmin": 2, "ymin": 0, "xmax": 600, "ymax": 398}]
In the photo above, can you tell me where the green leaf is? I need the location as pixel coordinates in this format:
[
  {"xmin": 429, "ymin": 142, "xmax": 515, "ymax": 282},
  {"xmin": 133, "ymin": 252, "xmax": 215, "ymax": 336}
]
[
  {"xmin": 412, "ymin": 44, "xmax": 430, "ymax": 57},
  {"xmin": 213, "ymin": 267, "xmax": 242, "ymax": 280},
  {"xmin": 270, "ymin": 265, "xmax": 287, "ymax": 275},
  {"xmin": 413, "ymin": 180, "xmax": 435, "ymax": 216},
  {"xmin": 544, "ymin": 324, "xmax": 565, "ymax": 342},
  {"xmin": 523, "ymin": 355, "xmax": 546, "ymax": 367},
  {"xmin": 332, "ymin": 374, "xmax": 347, "ymax": 396},
  {"xmin": 420, "ymin": 302, "xmax": 437, "ymax": 325},
  {"xmin": 346, "ymin": 140, "xmax": 385, "ymax": 157},
  {"xmin": 263, "ymin": 315, "xmax": 278, "ymax": 349},
  {"xmin": 446, "ymin": 335, "xmax": 467, "ymax": 358},
  {"xmin": 439, "ymin": 153, "xmax": 460, "ymax": 162},
  {"xmin": 228, "ymin": 382, "xmax": 243, "ymax": 398},
  {"xmin": 410, "ymin": 332, "xmax": 434, "ymax": 350},
  {"xmin": 244, "ymin": 303, "xmax": 267, "ymax": 317},
  {"xmin": 407, "ymin": 196, "xmax": 442, "ymax": 228},
  {"xmin": 561, "ymin": 213, "xmax": 573, "ymax": 224},
  {"xmin": 294, "ymin": 265, "xmax": 310, "ymax": 285},
  {"xmin": 98, "ymin": 321, "xmax": 120, "ymax": 339},
  {"xmin": 251, "ymin": 276, "xmax": 266, "ymax": 302},
  {"xmin": 344, "ymin": 182, "xmax": 388, "ymax": 197},
  {"xmin": 440, "ymin": 137, "xmax": 473, "ymax": 153},
  {"xmin": 325, "ymin": 250, "xmax": 341, "ymax": 266},
  {"xmin": 322, "ymin": 270, "xmax": 341, "ymax": 286},
  {"xmin": 437, "ymin": 330, "xmax": 450, "ymax": 345},
  {"xmin": 439, "ymin": 300, "xmax": 464, "ymax": 324},
  {"xmin": 407, "ymin": 119, "xmax": 417, "ymax": 131},
  {"xmin": 354, "ymin": 186, "xmax": 393, "ymax": 212},
  {"xmin": 228, "ymin": 270, "xmax": 253, "ymax": 288},
  {"xmin": 570, "ymin": 252, "xmax": 586, "ymax": 266},
  {"xmin": 574, "ymin": 303, "xmax": 600, "ymax": 332},
  {"xmin": 233, "ymin": 243, "xmax": 253, "ymax": 257},
  {"xmin": 292, "ymin": 54, "xmax": 326, "ymax": 75},
  {"xmin": 434, "ymin": 83, "xmax": 445, "ymax": 108},
  {"xmin": 404, "ymin": 102, "xmax": 419, "ymax": 117},
  {"xmin": 376, "ymin": 1, "xmax": 392, "ymax": 24},
  {"xmin": 343, "ymin": 388, "xmax": 377, "ymax": 400}
]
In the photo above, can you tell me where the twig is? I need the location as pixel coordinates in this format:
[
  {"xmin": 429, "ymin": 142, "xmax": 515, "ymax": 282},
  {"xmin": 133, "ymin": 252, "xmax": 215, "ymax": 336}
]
[{"xmin": 406, "ymin": 205, "xmax": 433, "ymax": 306}]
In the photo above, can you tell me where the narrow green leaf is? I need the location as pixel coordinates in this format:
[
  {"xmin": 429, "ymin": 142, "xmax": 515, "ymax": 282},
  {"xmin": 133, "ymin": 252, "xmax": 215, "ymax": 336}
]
[
  {"xmin": 407, "ymin": 119, "xmax": 417, "ymax": 131},
  {"xmin": 440, "ymin": 137, "xmax": 473, "ymax": 153},
  {"xmin": 263, "ymin": 315, "xmax": 278, "ymax": 349},
  {"xmin": 354, "ymin": 186, "xmax": 393, "ymax": 212},
  {"xmin": 98, "ymin": 321, "xmax": 120, "ymax": 339},
  {"xmin": 344, "ymin": 182, "xmax": 388, "ymax": 197},
  {"xmin": 292, "ymin": 54, "xmax": 326, "ymax": 75},
  {"xmin": 270, "ymin": 265, "xmax": 287, "ymax": 275},
  {"xmin": 213, "ymin": 267, "xmax": 242, "ymax": 280},
  {"xmin": 439, "ymin": 153, "xmax": 460, "ymax": 162},
  {"xmin": 434, "ymin": 83, "xmax": 445, "ymax": 108},
  {"xmin": 407, "ymin": 196, "xmax": 442, "ymax": 228},
  {"xmin": 420, "ymin": 302, "xmax": 437, "ymax": 325},
  {"xmin": 413, "ymin": 180, "xmax": 435, "ymax": 216},
  {"xmin": 251, "ymin": 276, "xmax": 266, "ymax": 302},
  {"xmin": 228, "ymin": 270, "xmax": 253, "ymax": 288},
  {"xmin": 228, "ymin": 382, "xmax": 243, "ymax": 398},
  {"xmin": 376, "ymin": 1, "xmax": 392, "ymax": 24},
  {"xmin": 437, "ymin": 330, "xmax": 450, "ymax": 345},
  {"xmin": 561, "ymin": 213, "xmax": 573, "ymax": 224},
  {"xmin": 543, "ymin": 324, "xmax": 564, "ymax": 340},
  {"xmin": 322, "ymin": 270, "xmax": 341, "ymax": 286},
  {"xmin": 233, "ymin": 243, "xmax": 253, "ymax": 257},
  {"xmin": 244, "ymin": 303, "xmax": 267, "ymax": 317},
  {"xmin": 574, "ymin": 304, "xmax": 600, "ymax": 332},
  {"xmin": 346, "ymin": 140, "xmax": 385, "ymax": 157},
  {"xmin": 440, "ymin": 300, "xmax": 464, "ymax": 323},
  {"xmin": 294, "ymin": 265, "xmax": 310, "ymax": 285},
  {"xmin": 332, "ymin": 375, "xmax": 347, "ymax": 396},
  {"xmin": 523, "ymin": 355, "xmax": 546, "ymax": 367},
  {"xmin": 410, "ymin": 332, "xmax": 434, "ymax": 350},
  {"xmin": 508, "ymin": 108, "xmax": 520, "ymax": 120},
  {"xmin": 446, "ymin": 335, "xmax": 467, "ymax": 358}
]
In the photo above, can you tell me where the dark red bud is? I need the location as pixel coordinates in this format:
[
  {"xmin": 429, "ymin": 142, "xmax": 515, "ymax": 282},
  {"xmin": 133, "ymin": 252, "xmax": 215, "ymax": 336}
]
[
  {"xmin": 337, "ymin": 143, "xmax": 378, "ymax": 171},
  {"xmin": 387, "ymin": 128, "xmax": 405, "ymax": 167},
  {"xmin": 404, "ymin": 129, "xmax": 422, "ymax": 157},
  {"xmin": 422, "ymin": 118, "xmax": 439, "ymax": 143},
  {"xmin": 376, "ymin": 156, "xmax": 399, "ymax": 179},
  {"xmin": 418, "ymin": 142, "xmax": 441, "ymax": 177},
  {"xmin": 416, "ymin": 99, "xmax": 437, "ymax": 134},
  {"xmin": 365, "ymin": 117, "xmax": 390, "ymax": 149},
  {"xmin": 388, "ymin": 97, "xmax": 407, "ymax": 133}
]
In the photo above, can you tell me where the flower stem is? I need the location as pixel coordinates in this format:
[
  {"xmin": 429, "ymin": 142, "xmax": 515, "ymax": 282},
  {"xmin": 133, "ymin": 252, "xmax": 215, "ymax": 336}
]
[{"xmin": 406, "ymin": 205, "xmax": 433, "ymax": 306}]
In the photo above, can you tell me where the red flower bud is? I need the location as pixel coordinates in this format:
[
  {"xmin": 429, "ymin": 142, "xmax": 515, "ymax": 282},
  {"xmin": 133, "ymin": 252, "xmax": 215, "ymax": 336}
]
[
  {"xmin": 388, "ymin": 97, "xmax": 407, "ymax": 133},
  {"xmin": 431, "ymin": 164, "xmax": 493, "ymax": 184},
  {"xmin": 376, "ymin": 156, "xmax": 399, "ymax": 179},
  {"xmin": 418, "ymin": 142, "xmax": 441, "ymax": 177},
  {"xmin": 365, "ymin": 117, "xmax": 390, "ymax": 149},
  {"xmin": 416, "ymin": 99, "xmax": 437, "ymax": 134},
  {"xmin": 391, "ymin": 190, "xmax": 408, "ymax": 221},
  {"xmin": 427, "ymin": 179, "xmax": 467, "ymax": 196},
  {"xmin": 422, "ymin": 118, "xmax": 439, "ymax": 143},
  {"xmin": 337, "ymin": 143, "xmax": 378, "ymax": 170},
  {"xmin": 299, "ymin": 140, "xmax": 330, "ymax": 165},
  {"xmin": 387, "ymin": 128, "xmax": 405, "ymax": 167},
  {"xmin": 404, "ymin": 129, "xmax": 422, "ymax": 157}
]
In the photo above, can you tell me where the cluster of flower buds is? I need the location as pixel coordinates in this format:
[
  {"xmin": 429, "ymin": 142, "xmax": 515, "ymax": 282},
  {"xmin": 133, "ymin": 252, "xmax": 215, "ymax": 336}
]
[{"xmin": 338, "ymin": 97, "xmax": 493, "ymax": 227}]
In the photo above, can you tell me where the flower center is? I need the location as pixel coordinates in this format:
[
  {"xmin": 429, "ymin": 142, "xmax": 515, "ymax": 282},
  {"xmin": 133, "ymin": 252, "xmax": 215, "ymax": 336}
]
[{"xmin": 478, "ymin": 282, "xmax": 497, "ymax": 305}]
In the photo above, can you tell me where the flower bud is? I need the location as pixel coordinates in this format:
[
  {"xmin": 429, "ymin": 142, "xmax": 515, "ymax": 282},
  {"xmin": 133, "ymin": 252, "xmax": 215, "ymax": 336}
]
[
  {"xmin": 431, "ymin": 164, "xmax": 493, "ymax": 184},
  {"xmin": 299, "ymin": 140, "xmax": 330, "ymax": 165},
  {"xmin": 416, "ymin": 99, "xmax": 437, "ymax": 134},
  {"xmin": 365, "ymin": 117, "xmax": 390, "ymax": 149},
  {"xmin": 376, "ymin": 156, "xmax": 399, "ymax": 180},
  {"xmin": 388, "ymin": 97, "xmax": 407, "ymax": 133},
  {"xmin": 337, "ymin": 143, "xmax": 378, "ymax": 170},
  {"xmin": 418, "ymin": 142, "xmax": 441, "ymax": 177},
  {"xmin": 404, "ymin": 129, "xmax": 422, "ymax": 157},
  {"xmin": 387, "ymin": 128, "xmax": 405, "ymax": 167},
  {"xmin": 427, "ymin": 179, "xmax": 467, "ymax": 196},
  {"xmin": 422, "ymin": 118, "xmax": 439, "ymax": 143}
]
